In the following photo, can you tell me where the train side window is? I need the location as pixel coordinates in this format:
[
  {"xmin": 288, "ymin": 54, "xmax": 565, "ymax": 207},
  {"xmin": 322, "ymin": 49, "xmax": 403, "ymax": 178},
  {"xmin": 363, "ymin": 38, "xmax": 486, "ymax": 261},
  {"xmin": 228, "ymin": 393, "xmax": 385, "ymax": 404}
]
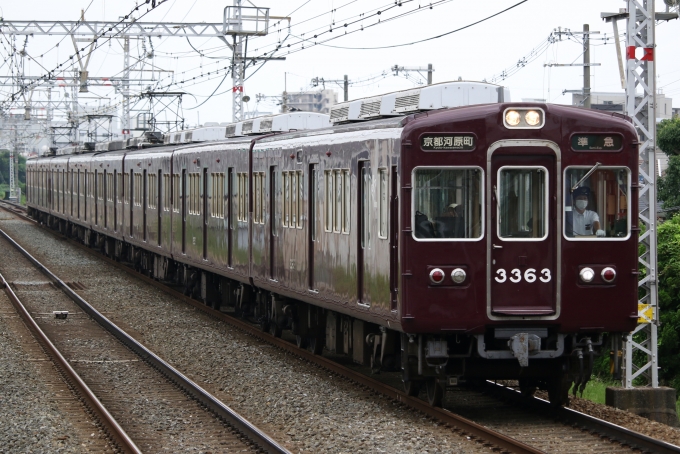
[
  {"xmin": 412, "ymin": 167, "xmax": 484, "ymax": 241},
  {"xmin": 498, "ymin": 166, "xmax": 547, "ymax": 241},
  {"xmin": 283, "ymin": 171, "xmax": 290, "ymax": 227},
  {"xmin": 163, "ymin": 174, "xmax": 171, "ymax": 212},
  {"xmin": 564, "ymin": 166, "xmax": 630, "ymax": 240},
  {"xmin": 148, "ymin": 173, "xmax": 157, "ymax": 209},
  {"xmin": 297, "ymin": 170, "xmax": 303, "ymax": 229},
  {"xmin": 343, "ymin": 170, "xmax": 350, "ymax": 234}
]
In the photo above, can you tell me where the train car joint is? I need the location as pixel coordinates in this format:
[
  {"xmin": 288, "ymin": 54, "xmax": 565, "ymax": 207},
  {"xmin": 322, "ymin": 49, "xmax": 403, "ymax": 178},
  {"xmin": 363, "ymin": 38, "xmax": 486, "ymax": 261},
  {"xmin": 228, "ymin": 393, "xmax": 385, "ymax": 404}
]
[{"xmin": 508, "ymin": 333, "xmax": 541, "ymax": 367}]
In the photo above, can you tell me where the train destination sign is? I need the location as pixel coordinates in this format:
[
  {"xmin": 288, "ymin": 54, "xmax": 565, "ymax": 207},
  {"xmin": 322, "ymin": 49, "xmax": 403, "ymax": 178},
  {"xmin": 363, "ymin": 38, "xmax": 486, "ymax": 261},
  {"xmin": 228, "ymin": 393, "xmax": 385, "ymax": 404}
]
[
  {"xmin": 571, "ymin": 134, "xmax": 622, "ymax": 151},
  {"xmin": 421, "ymin": 133, "xmax": 475, "ymax": 151}
]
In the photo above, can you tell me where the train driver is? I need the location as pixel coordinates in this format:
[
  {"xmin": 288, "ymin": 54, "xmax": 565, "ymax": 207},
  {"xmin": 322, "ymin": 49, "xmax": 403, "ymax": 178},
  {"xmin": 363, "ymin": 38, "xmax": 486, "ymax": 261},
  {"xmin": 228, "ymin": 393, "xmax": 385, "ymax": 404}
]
[{"xmin": 571, "ymin": 186, "xmax": 605, "ymax": 237}]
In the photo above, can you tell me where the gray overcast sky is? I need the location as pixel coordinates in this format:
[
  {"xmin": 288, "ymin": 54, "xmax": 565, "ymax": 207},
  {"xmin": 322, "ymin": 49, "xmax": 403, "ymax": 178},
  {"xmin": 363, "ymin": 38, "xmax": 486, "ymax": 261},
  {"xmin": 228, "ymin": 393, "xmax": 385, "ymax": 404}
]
[{"xmin": 2, "ymin": 0, "xmax": 679, "ymax": 125}]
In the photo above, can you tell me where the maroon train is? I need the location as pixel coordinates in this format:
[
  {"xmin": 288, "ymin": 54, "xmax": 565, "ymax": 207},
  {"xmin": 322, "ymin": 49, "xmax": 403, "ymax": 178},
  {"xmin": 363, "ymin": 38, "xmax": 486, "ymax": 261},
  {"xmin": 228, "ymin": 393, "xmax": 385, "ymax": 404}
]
[{"xmin": 27, "ymin": 101, "xmax": 639, "ymax": 406}]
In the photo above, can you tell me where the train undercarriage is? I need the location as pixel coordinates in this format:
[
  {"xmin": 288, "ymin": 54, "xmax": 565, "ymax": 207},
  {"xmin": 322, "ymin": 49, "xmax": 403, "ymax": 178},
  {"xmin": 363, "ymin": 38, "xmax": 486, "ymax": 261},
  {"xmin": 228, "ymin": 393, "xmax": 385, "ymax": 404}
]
[{"xmin": 31, "ymin": 209, "xmax": 615, "ymax": 408}]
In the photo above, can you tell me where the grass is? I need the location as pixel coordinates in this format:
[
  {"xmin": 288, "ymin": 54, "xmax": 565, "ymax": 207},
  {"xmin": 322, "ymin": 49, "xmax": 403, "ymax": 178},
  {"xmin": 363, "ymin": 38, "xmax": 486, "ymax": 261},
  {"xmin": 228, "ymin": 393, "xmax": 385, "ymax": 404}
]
[
  {"xmin": 570, "ymin": 377, "xmax": 616, "ymax": 404},
  {"xmin": 574, "ymin": 377, "xmax": 680, "ymax": 415}
]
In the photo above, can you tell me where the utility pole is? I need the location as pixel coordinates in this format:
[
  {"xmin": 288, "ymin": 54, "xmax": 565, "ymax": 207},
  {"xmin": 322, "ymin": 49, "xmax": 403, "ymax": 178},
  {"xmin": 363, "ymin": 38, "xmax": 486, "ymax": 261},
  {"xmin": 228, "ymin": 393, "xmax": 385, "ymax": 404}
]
[
  {"xmin": 544, "ymin": 27, "xmax": 600, "ymax": 107},
  {"xmin": 392, "ymin": 64, "xmax": 434, "ymax": 85},
  {"xmin": 344, "ymin": 75, "xmax": 348, "ymax": 101},
  {"xmin": 583, "ymin": 24, "xmax": 591, "ymax": 108},
  {"xmin": 282, "ymin": 72, "xmax": 288, "ymax": 113}
]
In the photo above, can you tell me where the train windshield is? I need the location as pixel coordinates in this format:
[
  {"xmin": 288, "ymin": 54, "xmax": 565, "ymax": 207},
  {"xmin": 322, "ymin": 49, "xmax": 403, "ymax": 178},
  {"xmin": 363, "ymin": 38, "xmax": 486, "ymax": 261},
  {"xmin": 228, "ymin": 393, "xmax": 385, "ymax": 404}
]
[
  {"xmin": 412, "ymin": 167, "xmax": 483, "ymax": 240},
  {"xmin": 564, "ymin": 166, "xmax": 631, "ymax": 240},
  {"xmin": 497, "ymin": 166, "xmax": 548, "ymax": 240}
]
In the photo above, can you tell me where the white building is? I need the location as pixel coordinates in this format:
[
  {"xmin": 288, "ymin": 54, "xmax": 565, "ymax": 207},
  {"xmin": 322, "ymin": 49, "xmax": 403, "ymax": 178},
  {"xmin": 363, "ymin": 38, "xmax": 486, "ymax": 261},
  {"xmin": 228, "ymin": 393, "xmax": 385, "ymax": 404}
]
[{"xmin": 284, "ymin": 89, "xmax": 338, "ymax": 114}]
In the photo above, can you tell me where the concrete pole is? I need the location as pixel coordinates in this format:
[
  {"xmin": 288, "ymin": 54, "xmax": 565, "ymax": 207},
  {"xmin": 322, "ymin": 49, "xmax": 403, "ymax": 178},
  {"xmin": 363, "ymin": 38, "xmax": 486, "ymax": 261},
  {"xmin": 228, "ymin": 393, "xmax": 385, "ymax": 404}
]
[
  {"xmin": 427, "ymin": 64, "xmax": 433, "ymax": 85},
  {"xmin": 343, "ymin": 75, "xmax": 348, "ymax": 101}
]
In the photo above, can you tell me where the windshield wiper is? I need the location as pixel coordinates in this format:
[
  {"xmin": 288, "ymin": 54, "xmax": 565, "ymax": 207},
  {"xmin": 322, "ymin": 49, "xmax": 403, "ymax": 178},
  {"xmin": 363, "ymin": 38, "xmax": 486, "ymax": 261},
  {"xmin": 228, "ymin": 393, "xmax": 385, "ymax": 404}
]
[{"xmin": 571, "ymin": 162, "xmax": 602, "ymax": 192}]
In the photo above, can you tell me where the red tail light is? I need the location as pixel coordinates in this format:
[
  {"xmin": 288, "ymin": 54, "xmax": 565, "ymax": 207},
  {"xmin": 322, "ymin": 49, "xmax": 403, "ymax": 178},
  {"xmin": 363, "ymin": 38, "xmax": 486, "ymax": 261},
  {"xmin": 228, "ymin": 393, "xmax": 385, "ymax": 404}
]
[
  {"xmin": 429, "ymin": 268, "xmax": 445, "ymax": 284},
  {"xmin": 601, "ymin": 267, "xmax": 616, "ymax": 283}
]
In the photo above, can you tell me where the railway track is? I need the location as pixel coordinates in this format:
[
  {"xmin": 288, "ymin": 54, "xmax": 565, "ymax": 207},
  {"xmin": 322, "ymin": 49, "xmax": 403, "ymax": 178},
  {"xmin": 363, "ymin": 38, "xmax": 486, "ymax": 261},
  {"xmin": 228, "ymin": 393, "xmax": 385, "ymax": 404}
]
[
  {"xmin": 0, "ymin": 205, "xmax": 289, "ymax": 453},
  {"xmin": 3, "ymin": 200, "xmax": 680, "ymax": 453}
]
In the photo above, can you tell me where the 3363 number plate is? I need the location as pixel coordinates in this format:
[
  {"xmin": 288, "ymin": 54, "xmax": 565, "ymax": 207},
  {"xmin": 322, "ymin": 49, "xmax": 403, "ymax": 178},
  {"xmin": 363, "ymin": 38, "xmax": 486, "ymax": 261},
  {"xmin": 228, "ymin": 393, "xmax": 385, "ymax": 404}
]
[{"xmin": 495, "ymin": 268, "xmax": 552, "ymax": 283}]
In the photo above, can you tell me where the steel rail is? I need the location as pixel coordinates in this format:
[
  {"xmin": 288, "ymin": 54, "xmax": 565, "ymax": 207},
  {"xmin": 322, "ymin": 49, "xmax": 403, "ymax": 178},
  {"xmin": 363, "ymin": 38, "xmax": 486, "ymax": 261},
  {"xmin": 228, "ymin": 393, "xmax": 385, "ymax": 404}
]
[
  {"xmin": 0, "ymin": 267, "xmax": 141, "ymax": 453},
  {"xmin": 16, "ymin": 201, "xmax": 679, "ymax": 453},
  {"xmin": 484, "ymin": 382, "xmax": 680, "ymax": 454},
  {"xmin": 0, "ymin": 224, "xmax": 290, "ymax": 454}
]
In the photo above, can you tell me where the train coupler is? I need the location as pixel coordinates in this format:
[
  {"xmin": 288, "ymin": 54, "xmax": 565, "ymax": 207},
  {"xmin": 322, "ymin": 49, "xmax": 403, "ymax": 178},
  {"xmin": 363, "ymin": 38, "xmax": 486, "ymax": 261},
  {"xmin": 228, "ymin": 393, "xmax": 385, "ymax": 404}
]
[{"xmin": 507, "ymin": 333, "xmax": 541, "ymax": 367}]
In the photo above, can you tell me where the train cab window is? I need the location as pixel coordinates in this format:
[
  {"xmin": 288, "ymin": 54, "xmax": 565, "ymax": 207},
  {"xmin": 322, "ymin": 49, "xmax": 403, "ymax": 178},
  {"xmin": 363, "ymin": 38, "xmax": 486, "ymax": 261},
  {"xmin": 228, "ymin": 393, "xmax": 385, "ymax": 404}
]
[
  {"xmin": 412, "ymin": 167, "xmax": 483, "ymax": 241},
  {"xmin": 564, "ymin": 166, "xmax": 630, "ymax": 240},
  {"xmin": 498, "ymin": 167, "xmax": 547, "ymax": 241}
]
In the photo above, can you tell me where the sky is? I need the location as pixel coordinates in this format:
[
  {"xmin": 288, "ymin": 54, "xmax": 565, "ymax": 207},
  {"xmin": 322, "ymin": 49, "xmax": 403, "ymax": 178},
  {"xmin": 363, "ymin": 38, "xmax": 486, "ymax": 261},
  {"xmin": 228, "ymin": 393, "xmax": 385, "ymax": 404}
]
[{"xmin": 2, "ymin": 0, "xmax": 680, "ymax": 129}]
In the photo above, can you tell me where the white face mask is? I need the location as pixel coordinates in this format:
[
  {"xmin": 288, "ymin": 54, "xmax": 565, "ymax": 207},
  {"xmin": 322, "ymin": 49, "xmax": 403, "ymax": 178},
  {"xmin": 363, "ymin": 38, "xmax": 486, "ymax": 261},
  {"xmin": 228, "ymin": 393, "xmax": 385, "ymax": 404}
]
[{"xmin": 575, "ymin": 200, "xmax": 588, "ymax": 210}]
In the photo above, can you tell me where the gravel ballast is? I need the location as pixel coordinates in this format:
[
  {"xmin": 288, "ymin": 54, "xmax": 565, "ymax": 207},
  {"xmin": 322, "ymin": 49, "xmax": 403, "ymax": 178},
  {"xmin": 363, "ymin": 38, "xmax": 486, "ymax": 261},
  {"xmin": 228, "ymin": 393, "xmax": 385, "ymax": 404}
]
[{"xmin": 0, "ymin": 215, "xmax": 488, "ymax": 453}]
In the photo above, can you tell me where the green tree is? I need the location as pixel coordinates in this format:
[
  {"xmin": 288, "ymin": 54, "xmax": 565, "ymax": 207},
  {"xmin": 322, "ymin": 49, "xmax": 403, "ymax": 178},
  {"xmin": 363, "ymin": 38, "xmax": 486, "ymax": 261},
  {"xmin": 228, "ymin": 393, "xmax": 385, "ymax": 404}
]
[
  {"xmin": 656, "ymin": 213, "xmax": 680, "ymax": 391},
  {"xmin": 0, "ymin": 150, "xmax": 27, "ymax": 196},
  {"xmin": 658, "ymin": 118, "xmax": 680, "ymax": 156},
  {"xmin": 658, "ymin": 156, "xmax": 680, "ymax": 213}
]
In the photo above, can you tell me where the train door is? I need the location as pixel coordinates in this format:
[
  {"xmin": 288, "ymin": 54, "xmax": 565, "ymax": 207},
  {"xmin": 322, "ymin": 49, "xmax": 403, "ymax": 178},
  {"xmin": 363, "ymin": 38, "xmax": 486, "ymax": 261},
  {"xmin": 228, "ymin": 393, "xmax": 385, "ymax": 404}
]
[
  {"xmin": 158, "ymin": 169, "xmax": 162, "ymax": 246},
  {"xmin": 269, "ymin": 166, "xmax": 277, "ymax": 280},
  {"xmin": 203, "ymin": 167, "xmax": 208, "ymax": 260},
  {"xmin": 357, "ymin": 161, "xmax": 371, "ymax": 306},
  {"xmin": 489, "ymin": 148, "xmax": 558, "ymax": 317},
  {"xmin": 143, "ymin": 169, "xmax": 147, "ymax": 241},
  {"xmin": 227, "ymin": 168, "xmax": 233, "ymax": 267},
  {"xmin": 129, "ymin": 170, "xmax": 134, "ymax": 237},
  {"xmin": 182, "ymin": 169, "xmax": 187, "ymax": 254},
  {"xmin": 308, "ymin": 164, "xmax": 318, "ymax": 289},
  {"xmin": 389, "ymin": 165, "xmax": 398, "ymax": 311}
]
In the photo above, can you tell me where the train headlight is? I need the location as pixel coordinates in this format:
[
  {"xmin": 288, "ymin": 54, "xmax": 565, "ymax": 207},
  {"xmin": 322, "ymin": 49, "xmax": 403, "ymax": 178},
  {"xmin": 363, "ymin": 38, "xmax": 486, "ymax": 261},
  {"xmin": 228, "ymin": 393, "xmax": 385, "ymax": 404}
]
[
  {"xmin": 429, "ymin": 268, "xmax": 446, "ymax": 284},
  {"xmin": 525, "ymin": 110, "xmax": 541, "ymax": 126},
  {"xmin": 601, "ymin": 267, "xmax": 616, "ymax": 283},
  {"xmin": 503, "ymin": 107, "xmax": 545, "ymax": 129},
  {"xmin": 505, "ymin": 110, "xmax": 521, "ymax": 126},
  {"xmin": 451, "ymin": 268, "xmax": 466, "ymax": 284},
  {"xmin": 579, "ymin": 267, "xmax": 595, "ymax": 283}
]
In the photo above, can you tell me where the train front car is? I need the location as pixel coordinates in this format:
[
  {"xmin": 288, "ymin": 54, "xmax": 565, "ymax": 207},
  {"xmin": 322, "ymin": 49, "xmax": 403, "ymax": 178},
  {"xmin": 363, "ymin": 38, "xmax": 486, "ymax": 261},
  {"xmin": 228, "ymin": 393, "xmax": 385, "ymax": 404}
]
[{"xmin": 399, "ymin": 103, "xmax": 639, "ymax": 406}]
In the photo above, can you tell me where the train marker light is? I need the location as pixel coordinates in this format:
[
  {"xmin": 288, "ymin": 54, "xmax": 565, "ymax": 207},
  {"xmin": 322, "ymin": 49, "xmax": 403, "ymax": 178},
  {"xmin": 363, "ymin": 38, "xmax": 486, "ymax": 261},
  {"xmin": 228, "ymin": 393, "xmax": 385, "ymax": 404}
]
[
  {"xmin": 451, "ymin": 268, "xmax": 466, "ymax": 284},
  {"xmin": 579, "ymin": 267, "xmax": 595, "ymax": 283},
  {"xmin": 505, "ymin": 110, "xmax": 521, "ymax": 126},
  {"xmin": 525, "ymin": 110, "xmax": 541, "ymax": 126},
  {"xmin": 601, "ymin": 267, "xmax": 616, "ymax": 283},
  {"xmin": 429, "ymin": 268, "xmax": 445, "ymax": 284}
]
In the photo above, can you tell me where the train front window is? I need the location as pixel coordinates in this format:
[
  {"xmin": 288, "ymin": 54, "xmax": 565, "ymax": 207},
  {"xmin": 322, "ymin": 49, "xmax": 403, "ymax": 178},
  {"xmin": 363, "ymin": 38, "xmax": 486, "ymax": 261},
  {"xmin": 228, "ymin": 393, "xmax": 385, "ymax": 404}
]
[
  {"xmin": 497, "ymin": 166, "xmax": 548, "ymax": 241},
  {"xmin": 564, "ymin": 166, "xmax": 630, "ymax": 240},
  {"xmin": 412, "ymin": 167, "xmax": 483, "ymax": 241}
]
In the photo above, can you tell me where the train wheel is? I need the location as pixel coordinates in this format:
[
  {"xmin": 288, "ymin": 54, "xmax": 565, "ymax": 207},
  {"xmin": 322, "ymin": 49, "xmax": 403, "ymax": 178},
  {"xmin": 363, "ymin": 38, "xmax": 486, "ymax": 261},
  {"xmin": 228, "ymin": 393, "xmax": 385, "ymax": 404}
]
[
  {"xmin": 258, "ymin": 319, "xmax": 270, "ymax": 333},
  {"xmin": 518, "ymin": 378, "xmax": 537, "ymax": 397},
  {"xmin": 426, "ymin": 378, "xmax": 444, "ymax": 407},
  {"xmin": 295, "ymin": 335, "xmax": 308, "ymax": 349},
  {"xmin": 547, "ymin": 375, "xmax": 571, "ymax": 407},
  {"xmin": 403, "ymin": 380, "xmax": 421, "ymax": 397},
  {"xmin": 307, "ymin": 336, "xmax": 323, "ymax": 355},
  {"xmin": 269, "ymin": 320, "xmax": 282, "ymax": 338}
]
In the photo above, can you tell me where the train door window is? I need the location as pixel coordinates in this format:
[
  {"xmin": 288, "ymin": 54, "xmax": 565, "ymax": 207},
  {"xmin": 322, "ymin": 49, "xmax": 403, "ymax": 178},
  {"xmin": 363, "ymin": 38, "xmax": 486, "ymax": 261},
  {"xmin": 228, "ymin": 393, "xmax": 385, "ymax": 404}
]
[
  {"xmin": 297, "ymin": 170, "xmax": 303, "ymax": 229},
  {"xmin": 163, "ymin": 174, "xmax": 170, "ymax": 212},
  {"xmin": 324, "ymin": 170, "xmax": 333, "ymax": 232},
  {"xmin": 412, "ymin": 167, "xmax": 484, "ymax": 241},
  {"xmin": 237, "ymin": 172, "xmax": 247, "ymax": 221},
  {"xmin": 283, "ymin": 172, "xmax": 290, "ymax": 227},
  {"xmin": 124, "ymin": 172, "xmax": 130, "ymax": 204},
  {"xmin": 361, "ymin": 165, "xmax": 371, "ymax": 248},
  {"xmin": 291, "ymin": 171, "xmax": 298, "ymax": 227},
  {"xmin": 379, "ymin": 168, "xmax": 388, "ymax": 239},
  {"xmin": 334, "ymin": 170, "xmax": 342, "ymax": 233},
  {"xmin": 343, "ymin": 170, "xmax": 350, "ymax": 234},
  {"xmin": 564, "ymin": 166, "xmax": 630, "ymax": 240},
  {"xmin": 310, "ymin": 167, "xmax": 318, "ymax": 241},
  {"xmin": 172, "ymin": 174, "xmax": 180, "ymax": 213},
  {"xmin": 253, "ymin": 172, "xmax": 261, "ymax": 224},
  {"xmin": 498, "ymin": 166, "xmax": 547, "ymax": 241},
  {"xmin": 106, "ymin": 172, "xmax": 113, "ymax": 202}
]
